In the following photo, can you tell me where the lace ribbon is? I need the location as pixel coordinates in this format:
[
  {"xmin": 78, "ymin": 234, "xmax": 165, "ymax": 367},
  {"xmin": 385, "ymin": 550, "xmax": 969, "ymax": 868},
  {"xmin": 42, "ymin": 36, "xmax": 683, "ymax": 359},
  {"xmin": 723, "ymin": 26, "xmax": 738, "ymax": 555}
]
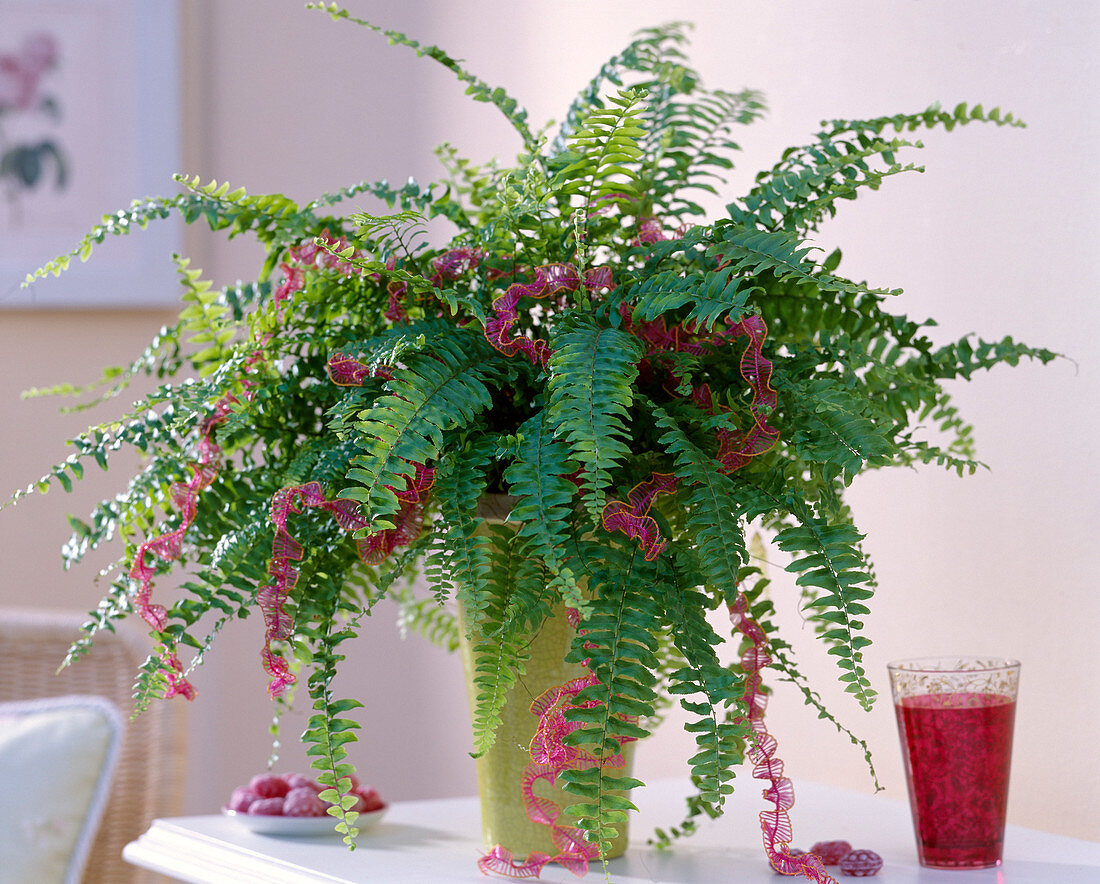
[
  {"xmin": 602, "ymin": 316, "xmax": 778, "ymax": 560},
  {"xmin": 126, "ymin": 236, "xmax": 396, "ymax": 699},
  {"xmin": 127, "ymin": 397, "xmax": 236, "ymax": 699},
  {"xmin": 256, "ymin": 467, "xmax": 432, "ymax": 697},
  {"xmin": 484, "ymin": 264, "xmax": 614, "ymax": 367},
  {"xmin": 600, "ymin": 473, "xmax": 678, "ymax": 560},
  {"xmin": 729, "ymin": 594, "xmax": 836, "ymax": 882}
]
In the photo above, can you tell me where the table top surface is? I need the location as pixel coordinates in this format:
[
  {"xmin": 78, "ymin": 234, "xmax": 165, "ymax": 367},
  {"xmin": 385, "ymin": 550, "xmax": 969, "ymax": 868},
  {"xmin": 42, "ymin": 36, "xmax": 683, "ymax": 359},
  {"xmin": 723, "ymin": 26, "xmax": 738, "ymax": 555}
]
[{"xmin": 124, "ymin": 777, "xmax": 1099, "ymax": 883}]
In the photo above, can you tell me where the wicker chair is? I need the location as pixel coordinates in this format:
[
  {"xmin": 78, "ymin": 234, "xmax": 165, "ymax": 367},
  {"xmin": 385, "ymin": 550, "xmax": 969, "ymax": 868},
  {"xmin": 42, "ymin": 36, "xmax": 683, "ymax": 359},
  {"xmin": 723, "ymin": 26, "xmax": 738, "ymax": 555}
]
[{"xmin": 0, "ymin": 609, "xmax": 186, "ymax": 883}]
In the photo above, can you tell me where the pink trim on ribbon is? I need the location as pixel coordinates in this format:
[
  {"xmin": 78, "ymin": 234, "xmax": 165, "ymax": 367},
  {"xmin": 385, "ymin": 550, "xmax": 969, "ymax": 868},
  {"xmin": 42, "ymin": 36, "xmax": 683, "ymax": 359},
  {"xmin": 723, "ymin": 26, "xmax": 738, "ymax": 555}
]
[
  {"xmin": 257, "ymin": 466, "xmax": 433, "ymax": 698},
  {"xmin": 484, "ymin": 264, "xmax": 614, "ymax": 367},
  {"xmin": 125, "ymin": 233, "xmax": 384, "ymax": 700},
  {"xmin": 728, "ymin": 594, "xmax": 836, "ymax": 882},
  {"xmin": 259, "ymin": 482, "xmax": 373, "ymax": 698},
  {"xmin": 127, "ymin": 397, "xmax": 236, "ymax": 699},
  {"xmin": 601, "ymin": 472, "xmax": 678, "ymax": 560},
  {"xmin": 687, "ymin": 316, "xmax": 779, "ymax": 474},
  {"xmin": 326, "ymin": 354, "xmax": 394, "ymax": 386}
]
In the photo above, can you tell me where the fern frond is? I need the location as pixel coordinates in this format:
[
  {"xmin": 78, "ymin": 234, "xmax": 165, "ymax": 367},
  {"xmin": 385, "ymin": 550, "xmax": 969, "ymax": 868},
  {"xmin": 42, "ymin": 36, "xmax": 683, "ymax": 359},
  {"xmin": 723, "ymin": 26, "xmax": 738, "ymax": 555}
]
[
  {"xmin": 554, "ymin": 87, "xmax": 647, "ymax": 223},
  {"xmin": 774, "ymin": 503, "xmax": 877, "ymax": 710},
  {"xmin": 343, "ymin": 330, "xmax": 499, "ymax": 526},
  {"xmin": 553, "ymin": 22, "xmax": 693, "ymax": 153},
  {"xmin": 547, "ymin": 316, "xmax": 642, "ymax": 522},
  {"xmin": 777, "ymin": 376, "xmax": 895, "ymax": 484},
  {"xmin": 467, "ymin": 527, "xmax": 555, "ymax": 758},
  {"xmin": 662, "ymin": 562, "xmax": 745, "ymax": 815},
  {"xmin": 309, "ymin": 3, "xmax": 539, "ymax": 153},
  {"xmin": 925, "ymin": 333, "xmax": 1059, "ymax": 380},
  {"xmin": 730, "ymin": 133, "xmax": 925, "ymax": 235},
  {"xmin": 425, "ymin": 434, "xmax": 495, "ymax": 617},
  {"xmin": 709, "ymin": 224, "xmax": 902, "ymax": 299},
  {"xmin": 653, "ymin": 404, "xmax": 747, "ymax": 603},
  {"xmin": 560, "ymin": 561, "xmax": 658, "ymax": 855},
  {"xmin": 628, "ymin": 264, "xmax": 754, "ymax": 331},
  {"xmin": 822, "ymin": 100, "xmax": 1025, "ymax": 137},
  {"xmin": 503, "ymin": 409, "xmax": 579, "ymax": 587},
  {"xmin": 643, "ymin": 87, "xmax": 767, "ymax": 221}
]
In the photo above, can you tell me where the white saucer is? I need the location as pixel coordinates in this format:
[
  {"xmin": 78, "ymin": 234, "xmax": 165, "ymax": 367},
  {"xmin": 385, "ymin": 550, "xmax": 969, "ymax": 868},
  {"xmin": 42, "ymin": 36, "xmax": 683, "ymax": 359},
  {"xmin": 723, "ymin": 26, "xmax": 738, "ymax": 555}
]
[{"xmin": 222, "ymin": 806, "xmax": 387, "ymax": 836}]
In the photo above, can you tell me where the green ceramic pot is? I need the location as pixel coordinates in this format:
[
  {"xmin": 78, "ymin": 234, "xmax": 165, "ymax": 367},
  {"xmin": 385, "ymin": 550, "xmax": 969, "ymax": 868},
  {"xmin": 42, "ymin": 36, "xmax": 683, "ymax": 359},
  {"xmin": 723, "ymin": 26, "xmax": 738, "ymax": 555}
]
[{"xmin": 457, "ymin": 497, "xmax": 633, "ymax": 860}]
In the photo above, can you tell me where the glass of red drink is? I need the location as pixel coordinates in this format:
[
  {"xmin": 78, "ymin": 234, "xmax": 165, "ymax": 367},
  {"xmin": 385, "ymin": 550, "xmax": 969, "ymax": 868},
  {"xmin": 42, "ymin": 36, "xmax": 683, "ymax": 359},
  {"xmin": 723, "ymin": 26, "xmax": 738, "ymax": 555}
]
[{"xmin": 887, "ymin": 656, "xmax": 1020, "ymax": 869}]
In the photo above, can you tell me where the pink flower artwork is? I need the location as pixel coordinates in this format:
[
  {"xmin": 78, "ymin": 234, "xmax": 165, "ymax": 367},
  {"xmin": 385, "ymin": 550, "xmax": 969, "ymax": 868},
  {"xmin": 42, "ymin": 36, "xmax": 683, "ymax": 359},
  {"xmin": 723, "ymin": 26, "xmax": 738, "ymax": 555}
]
[{"xmin": 0, "ymin": 32, "xmax": 68, "ymax": 225}]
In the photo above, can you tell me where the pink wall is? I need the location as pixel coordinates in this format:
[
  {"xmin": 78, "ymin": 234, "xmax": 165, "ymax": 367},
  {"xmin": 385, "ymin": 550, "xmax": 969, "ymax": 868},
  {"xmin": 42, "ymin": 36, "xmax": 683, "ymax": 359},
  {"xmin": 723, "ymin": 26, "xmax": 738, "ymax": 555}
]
[{"xmin": 2, "ymin": 0, "xmax": 1095, "ymax": 842}]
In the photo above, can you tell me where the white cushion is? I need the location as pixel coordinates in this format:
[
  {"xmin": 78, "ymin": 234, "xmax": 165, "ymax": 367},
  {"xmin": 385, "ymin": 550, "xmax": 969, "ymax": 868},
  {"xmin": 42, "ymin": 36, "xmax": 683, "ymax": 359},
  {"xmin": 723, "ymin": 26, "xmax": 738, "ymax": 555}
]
[{"xmin": 0, "ymin": 696, "xmax": 121, "ymax": 884}]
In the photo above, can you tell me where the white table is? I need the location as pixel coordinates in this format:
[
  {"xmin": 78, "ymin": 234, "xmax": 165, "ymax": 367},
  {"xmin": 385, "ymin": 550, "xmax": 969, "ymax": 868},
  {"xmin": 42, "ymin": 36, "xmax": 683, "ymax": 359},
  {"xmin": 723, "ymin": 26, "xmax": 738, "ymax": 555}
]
[{"xmin": 124, "ymin": 778, "xmax": 1099, "ymax": 883}]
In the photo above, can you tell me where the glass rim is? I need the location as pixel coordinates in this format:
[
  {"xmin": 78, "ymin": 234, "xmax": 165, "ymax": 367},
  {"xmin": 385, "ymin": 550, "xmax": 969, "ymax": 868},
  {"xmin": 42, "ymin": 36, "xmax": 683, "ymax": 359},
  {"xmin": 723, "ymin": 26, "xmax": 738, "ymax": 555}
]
[{"xmin": 887, "ymin": 655, "xmax": 1020, "ymax": 674}]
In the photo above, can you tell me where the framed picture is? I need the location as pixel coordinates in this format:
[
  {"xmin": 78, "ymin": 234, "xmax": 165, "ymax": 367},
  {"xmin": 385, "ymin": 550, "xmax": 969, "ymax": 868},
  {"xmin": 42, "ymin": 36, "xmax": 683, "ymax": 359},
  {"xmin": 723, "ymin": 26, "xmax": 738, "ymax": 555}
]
[{"xmin": 0, "ymin": 0, "xmax": 181, "ymax": 309}]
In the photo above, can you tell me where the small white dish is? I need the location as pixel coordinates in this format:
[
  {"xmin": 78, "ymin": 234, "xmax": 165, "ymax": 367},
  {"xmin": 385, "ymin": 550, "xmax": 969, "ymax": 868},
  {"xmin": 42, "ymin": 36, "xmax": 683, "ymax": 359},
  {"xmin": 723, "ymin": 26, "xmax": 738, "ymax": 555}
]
[{"xmin": 222, "ymin": 806, "xmax": 387, "ymax": 836}]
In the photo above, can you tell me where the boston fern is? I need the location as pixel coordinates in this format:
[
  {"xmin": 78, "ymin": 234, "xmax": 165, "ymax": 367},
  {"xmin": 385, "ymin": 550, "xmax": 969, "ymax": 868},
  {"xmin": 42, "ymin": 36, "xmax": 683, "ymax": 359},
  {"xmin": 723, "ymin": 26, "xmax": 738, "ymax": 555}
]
[{"xmin": 11, "ymin": 6, "xmax": 1055, "ymax": 872}]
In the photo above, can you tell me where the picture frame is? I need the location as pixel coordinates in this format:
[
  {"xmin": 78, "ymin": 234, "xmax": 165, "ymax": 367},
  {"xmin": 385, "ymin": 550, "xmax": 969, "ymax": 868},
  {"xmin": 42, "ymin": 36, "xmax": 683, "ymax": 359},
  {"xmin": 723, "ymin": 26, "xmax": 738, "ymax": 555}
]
[{"xmin": 0, "ymin": 0, "xmax": 181, "ymax": 309}]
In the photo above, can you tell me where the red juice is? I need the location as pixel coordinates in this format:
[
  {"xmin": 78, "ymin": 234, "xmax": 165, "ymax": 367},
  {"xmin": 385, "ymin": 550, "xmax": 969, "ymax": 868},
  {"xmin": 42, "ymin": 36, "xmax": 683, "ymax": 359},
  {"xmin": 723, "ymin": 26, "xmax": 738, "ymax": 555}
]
[{"xmin": 895, "ymin": 692, "xmax": 1016, "ymax": 869}]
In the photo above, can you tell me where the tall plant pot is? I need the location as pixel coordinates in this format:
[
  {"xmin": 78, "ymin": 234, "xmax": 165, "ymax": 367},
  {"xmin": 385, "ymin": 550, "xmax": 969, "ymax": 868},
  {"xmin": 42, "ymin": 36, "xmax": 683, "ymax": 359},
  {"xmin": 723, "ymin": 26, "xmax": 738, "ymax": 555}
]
[{"xmin": 457, "ymin": 496, "xmax": 634, "ymax": 860}]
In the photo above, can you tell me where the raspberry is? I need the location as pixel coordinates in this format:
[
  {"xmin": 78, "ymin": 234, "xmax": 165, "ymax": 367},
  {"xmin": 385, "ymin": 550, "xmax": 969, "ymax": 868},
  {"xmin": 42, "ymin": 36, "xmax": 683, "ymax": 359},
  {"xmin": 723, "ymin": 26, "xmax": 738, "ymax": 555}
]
[
  {"xmin": 772, "ymin": 848, "xmax": 806, "ymax": 874},
  {"xmin": 284, "ymin": 786, "xmax": 327, "ymax": 817},
  {"xmin": 283, "ymin": 773, "xmax": 322, "ymax": 792},
  {"xmin": 351, "ymin": 786, "xmax": 385, "ymax": 813},
  {"xmin": 839, "ymin": 849, "xmax": 883, "ymax": 877},
  {"xmin": 810, "ymin": 840, "xmax": 853, "ymax": 865},
  {"xmin": 227, "ymin": 787, "xmax": 259, "ymax": 813},
  {"xmin": 250, "ymin": 773, "xmax": 290, "ymax": 799},
  {"xmin": 249, "ymin": 797, "xmax": 285, "ymax": 816}
]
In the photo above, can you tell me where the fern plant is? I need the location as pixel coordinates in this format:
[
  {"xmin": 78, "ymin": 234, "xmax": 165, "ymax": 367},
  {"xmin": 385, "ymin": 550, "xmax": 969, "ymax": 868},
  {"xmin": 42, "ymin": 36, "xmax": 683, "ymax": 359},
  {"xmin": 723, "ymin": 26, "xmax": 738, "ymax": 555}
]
[{"xmin": 8, "ymin": 6, "xmax": 1056, "ymax": 878}]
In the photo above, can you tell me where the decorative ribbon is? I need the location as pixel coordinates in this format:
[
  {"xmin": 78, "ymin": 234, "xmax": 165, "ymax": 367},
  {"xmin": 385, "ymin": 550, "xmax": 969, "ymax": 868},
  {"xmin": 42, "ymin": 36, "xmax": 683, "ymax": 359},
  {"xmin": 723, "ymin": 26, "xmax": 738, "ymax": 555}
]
[
  {"xmin": 257, "ymin": 465, "xmax": 433, "ymax": 698},
  {"xmin": 384, "ymin": 247, "xmax": 484, "ymax": 323},
  {"xmin": 126, "ymin": 234, "xmax": 380, "ymax": 699},
  {"xmin": 729, "ymin": 594, "xmax": 836, "ymax": 882},
  {"xmin": 602, "ymin": 318, "xmax": 777, "ymax": 559},
  {"xmin": 127, "ymin": 397, "xmax": 236, "ymax": 700},
  {"xmin": 484, "ymin": 264, "xmax": 614, "ymax": 367},
  {"xmin": 327, "ymin": 353, "xmax": 393, "ymax": 386},
  {"xmin": 600, "ymin": 472, "xmax": 678, "ymax": 560}
]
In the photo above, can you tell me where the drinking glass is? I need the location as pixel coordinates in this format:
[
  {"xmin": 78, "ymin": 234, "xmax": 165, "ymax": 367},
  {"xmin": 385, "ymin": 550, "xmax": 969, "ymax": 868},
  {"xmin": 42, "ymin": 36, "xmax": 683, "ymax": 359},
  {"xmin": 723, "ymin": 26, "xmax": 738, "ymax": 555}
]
[{"xmin": 887, "ymin": 656, "xmax": 1020, "ymax": 869}]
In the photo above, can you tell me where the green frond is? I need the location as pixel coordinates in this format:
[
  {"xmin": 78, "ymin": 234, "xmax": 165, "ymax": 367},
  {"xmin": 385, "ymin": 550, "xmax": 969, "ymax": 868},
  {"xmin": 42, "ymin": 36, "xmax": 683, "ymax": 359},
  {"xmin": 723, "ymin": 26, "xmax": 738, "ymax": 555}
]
[
  {"xmin": 502, "ymin": 409, "xmax": 580, "ymax": 588},
  {"xmin": 777, "ymin": 376, "xmax": 895, "ymax": 484},
  {"xmin": 424, "ymin": 434, "xmax": 495, "ymax": 616},
  {"xmin": 774, "ymin": 504, "xmax": 877, "ymax": 710},
  {"xmin": 822, "ymin": 100, "xmax": 1025, "ymax": 137},
  {"xmin": 925, "ymin": 333, "xmax": 1060, "ymax": 380},
  {"xmin": 653, "ymin": 404, "xmax": 747, "ymax": 603},
  {"xmin": 662, "ymin": 562, "xmax": 745, "ymax": 814},
  {"xmin": 349, "ymin": 209, "xmax": 428, "ymax": 260},
  {"xmin": 554, "ymin": 87, "xmax": 647, "ymax": 209},
  {"xmin": 174, "ymin": 254, "xmax": 239, "ymax": 376},
  {"xmin": 343, "ymin": 330, "xmax": 499, "ymax": 527},
  {"xmin": 560, "ymin": 561, "xmax": 659, "ymax": 855},
  {"xmin": 553, "ymin": 22, "xmax": 694, "ymax": 153},
  {"xmin": 547, "ymin": 316, "xmax": 642, "ymax": 522},
  {"xmin": 628, "ymin": 263, "xmax": 754, "ymax": 331},
  {"xmin": 642, "ymin": 86, "xmax": 767, "ymax": 221},
  {"xmin": 709, "ymin": 224, "xmax": 902, "ymax": 299},
  {"xmin": 20, "ymin": 321, "xmax": 185, "ymax": 413},
  {"xmin": 24, "ymin": 194, "xmax": 183, "ymax": 284},
  {"xmin": 309, "ymin": 4, "xmax": 539, "ymax": 153},
  {"xmin": 730, "ymin": 133, "xmax": 925, "ymax": 235},
  {"xmin": 467, "ymin": 527, "xmax": 555, "ymax": 758}
]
